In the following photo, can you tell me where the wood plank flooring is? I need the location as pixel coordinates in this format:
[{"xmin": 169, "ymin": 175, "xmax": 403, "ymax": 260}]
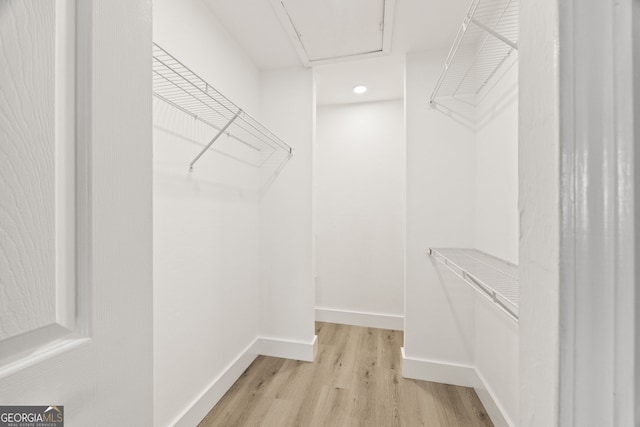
[{"xmin": 199, "ymin": 322, "xmax": 493, "ymax": 427}]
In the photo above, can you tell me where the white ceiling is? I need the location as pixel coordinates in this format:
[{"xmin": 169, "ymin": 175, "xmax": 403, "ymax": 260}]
[
  {"xmin": 315, "ymin": 54, "xmax": 405, "ymax": 105},
  {"xmin": 275, "ymin": 0, "xmax": 386, "ymax": 63},
  {"xmin": 203, "ymin": 0, "xmax": 471, "ymax": 104}
]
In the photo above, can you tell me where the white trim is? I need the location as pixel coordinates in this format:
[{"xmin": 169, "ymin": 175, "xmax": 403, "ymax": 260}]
[
  {"xmin": 315, "ymin": 307, "xmax": 404, "ymax": 331},
  {"xmin": 269, "ymin": 0, "xmax": 396, "ymax": 67},
  {"xmin": 474, "ymin": 370, "xmax": 514, "ymax": 427},
  {"xmin": 558, "ymin": 0, "xmax": 639, "ymax": 424},
  {"xmin": 301, "ymin": 50, "xmax": 389, "ymax": 68},
  {"xmin": 0, "ymin": 335, "xmax": 91, "ymax": 380},
  {"xmin": 257, "ymin": 335, "xmax": 318, "ymax": 362},
  {"xmin": 381, "ymin": 0, "xmax": 395, "ymax": 54},
  {"xmin": 400, "ymin": 347, "xmax": 476, "ymax": 387},
  {"xmin": 171, "ymin": 334, "xmax": 318, "ymax": 426},
  {"xmin": 269, "ymin": 0, "xmax": 310, "ymax": 66},
  {"xmin": 172, "ymin": 338, "xmax": 260, "ymax": 427},
  {"xmin": 54, "ymin": 0, "xmax": 76, "ymax": 332},
  {"xmin": 401, "ymin": 348, "xmax": 513, "ymax": 427}
]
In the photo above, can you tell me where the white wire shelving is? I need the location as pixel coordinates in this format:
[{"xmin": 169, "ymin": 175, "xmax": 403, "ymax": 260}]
[
  {"xmin": 152, "ymin": 43, "xmax": 292, "ymax": 171},
  {"xmin": 429, "ymin": 0, "xmax": 518, "ymax": 107},
  {"xmin": 428, "ymin": 248, "xmax": 519, "ymax": 321}
]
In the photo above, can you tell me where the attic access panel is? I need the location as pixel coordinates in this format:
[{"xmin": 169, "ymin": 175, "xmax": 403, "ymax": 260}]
[{"xmin": 271, "ymin": 0, "xmax": 395, "ymax": 66}]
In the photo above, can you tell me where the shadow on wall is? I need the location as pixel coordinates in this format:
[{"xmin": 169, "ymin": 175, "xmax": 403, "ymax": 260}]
[
  {"xmin": 430, "ymin": 101, "xmax": 477, "ymax": 131},
  {"xmin": 153, "ymin": 100, "xmax": 291, "ymax": 200},
  {"xmin": 430, "ymin": 57, "xmax": 518, "ymax": 132},
  {"xmin": 429, "ymin": 257, "xmax": 475, "ymax": 360},
  {"xmin": 476, "ymin": 82, "xmax": 517, "ymax": 131},
  {"xmin": 0, "ymin": 3, "xmax": 7, "ymax": 19}
]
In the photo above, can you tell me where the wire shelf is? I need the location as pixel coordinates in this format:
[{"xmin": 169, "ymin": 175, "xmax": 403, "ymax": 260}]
[
  {"xmin": 429, "ymin": 248, "xmax": 519, "ymax": 321},
  {"xmin": 152, "ymin": 43, "xmax": 292, "ymax": 171},
  {"xmin": 429, "ymin": 0, "xmax": 518, "ymax": 107}
]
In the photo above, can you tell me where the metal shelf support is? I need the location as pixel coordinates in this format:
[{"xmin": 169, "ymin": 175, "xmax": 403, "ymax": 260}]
[
  {"xmin": 152, "ymin": 43, "xmax": 293, "ymax": 171},
  {"xmin": 470, "ymin": 18, "xmax": 518, "ymax": 50},
  {"xmin": 189, "ymin": 110, "xmax": 241, "ymax": 171},
  {"xmin": 429, "ymin": 0, "xmax": 519, "ymax": 107}
]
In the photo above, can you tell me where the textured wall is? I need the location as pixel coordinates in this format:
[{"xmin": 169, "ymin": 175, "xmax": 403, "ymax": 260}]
[{"xmin": 518, "ymin": 0, "xmax": 560, "ymax": 425}]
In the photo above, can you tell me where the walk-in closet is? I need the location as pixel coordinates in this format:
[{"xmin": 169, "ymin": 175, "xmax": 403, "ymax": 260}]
[
  {"xmin": 1, "ymin": 0, "xmax": 637, "ymax": 425},
  {"xmin": 152, "ymin": 0, "xmax": 519, "ymax": 424}
]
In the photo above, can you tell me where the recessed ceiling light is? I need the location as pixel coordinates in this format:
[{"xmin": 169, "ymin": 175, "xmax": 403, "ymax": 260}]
[{"xmin": 353, "ymin": 84, "xmax": 367, "ymax": 94}]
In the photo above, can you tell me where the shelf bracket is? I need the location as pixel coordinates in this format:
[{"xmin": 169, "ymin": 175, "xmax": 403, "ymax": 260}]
[
  {"xmin": 470, "ymin": 18, "xmax": 518, "ymax": 50},
  {"xmin": 189, "ymin": 110, "xmax": 242, "ymax": 171}
]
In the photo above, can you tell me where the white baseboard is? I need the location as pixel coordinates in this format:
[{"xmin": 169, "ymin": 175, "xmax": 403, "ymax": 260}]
[
  {"xmin": 315, "ymin": 307, "xmax": 404, "ymax": 331},
  {"xmin": 171, "ymin": 334, "xmax": 318, "ymax": 426},
  {"xmin": 171, "ymin": 338, "xmax": 510, "ymax": 427},
  {"xmin": 257, "ymin": 335, "xmax": 318, "ymax": 362},
  {"xmin": 401, "ymin": 347, "xmax": 477, "ymax": 387},
  {"xmin": 474, "ymin": 370, "xmax": 514, "ymax": 427},
  {"xmin": 401, "ymin": 348, "xmax": 513, "ymax": 427},
  {"xmin": 172, "ymin": 338, "xmax": 259, "ymax": 427}
]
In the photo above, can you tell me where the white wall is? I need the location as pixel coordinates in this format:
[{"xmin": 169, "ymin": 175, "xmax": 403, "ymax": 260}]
[
  {"xmin": 473, "ymin": 58, "xmax": 520, "ymax": 426},
  {"xmin": 315, "ymin": 101, "xmax": 405, "ymax": 330},
  {"xmin": 153, "ymin": 1, "xmax": 262, "ymax": 425},
  {"xmin": 404, "ymin": 49, "xmax": 519, "ymax": 426},
  {"xmin": 519, "ymin": 0, "xmax": 560, "ymax": 425},
  {"xmin": 404, "ymin": 50, "xmax": 477, "ymax": 365},
  {"xmin": 154, "ymin": 0, "xmax": 316, "ymax": 421},
  {"xmin": 475, "ymin": 63, "xmax": 519, "ymax": 264},
  {"xmin": 474, "ymin": 297, "xmax": 519, "ymax": 426},
  {"xmin": 258, "ymin": 67, "xmax": 316, "ymax": 359},
  {"xmin": 153, "ymin": 0, "xmax": 259, "ymax": 109}
]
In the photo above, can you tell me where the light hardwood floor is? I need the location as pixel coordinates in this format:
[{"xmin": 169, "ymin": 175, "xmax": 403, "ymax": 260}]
[{"xmin": 199, "ymin": 322, "xmax": 493, "ymax": 427}]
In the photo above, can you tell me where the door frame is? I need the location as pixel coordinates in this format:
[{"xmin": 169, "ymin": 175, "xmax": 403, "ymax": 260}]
[{"xmin": 558, "ymin": 0, "xmax": 639, "ymax": 425}]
